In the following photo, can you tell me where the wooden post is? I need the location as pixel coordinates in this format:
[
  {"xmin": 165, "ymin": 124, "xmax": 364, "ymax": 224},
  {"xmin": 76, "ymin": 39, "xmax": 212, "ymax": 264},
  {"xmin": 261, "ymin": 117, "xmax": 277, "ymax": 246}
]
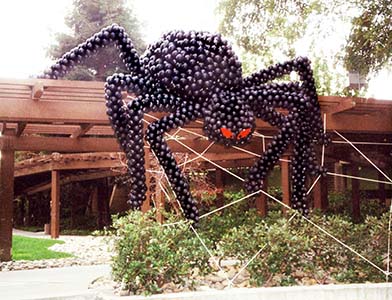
[
  {"xmin": 50, "ymin": 170, "xmax": 60, "ymax": 239},
  {"xmin": 0, "ymin": 131, "xmax": 15, "ymax": 261},
  {"xmin": 255, "ymin": 179, "xmax": 268, "ymax": 217},
  {"xmin": 281, "ymin": 156, "xmax": 290, "ymax": 215},
  {"xmin": 378, "ymin": 172, "xmax": 386, "ymax": 206},
  {"xmin": 313, "ymin": 176, "xmax": 328, "ymax": 211},
  {"xmin": 215, "ymin": 169, "xmax": 224, "ymax": 208},
  {"xmin": 342, "ymin": 164, "xmax": 349, "ymax": 190},
  {"xmin": 351, "ymin": 164, "xmax": 360, "ymax": 222},
  {"xmin": 333, "ymin": 162, "xmax": 344, "ymax": 192},
  {"xmin": 90, "ymin": 185, "xmax": 99, "ymax": 215},
  {"xmin": 97, "ymin": 178, "xmax": 110, "ymax": 229}
]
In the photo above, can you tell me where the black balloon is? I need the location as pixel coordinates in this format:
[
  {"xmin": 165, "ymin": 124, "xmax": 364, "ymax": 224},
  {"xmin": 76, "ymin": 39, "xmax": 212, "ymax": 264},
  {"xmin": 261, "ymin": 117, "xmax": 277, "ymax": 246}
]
[{"xmin": 43, "ymin": 24, "xmax": 328, "ymax": 222}]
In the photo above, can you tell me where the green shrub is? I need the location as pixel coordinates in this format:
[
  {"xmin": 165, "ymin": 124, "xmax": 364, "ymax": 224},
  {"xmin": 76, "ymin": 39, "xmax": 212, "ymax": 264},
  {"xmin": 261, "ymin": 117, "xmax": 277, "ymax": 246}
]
[
  {"xmin": 110, "ymin": 211, "xmax": 211, "ymax": 295},
  {"xmin": 218, "ymin": 212, "xmax": 389, "ymax": 286},
  {"xmin": 111, "ymin": 203, "xmax": 390, "ymax": 294}
]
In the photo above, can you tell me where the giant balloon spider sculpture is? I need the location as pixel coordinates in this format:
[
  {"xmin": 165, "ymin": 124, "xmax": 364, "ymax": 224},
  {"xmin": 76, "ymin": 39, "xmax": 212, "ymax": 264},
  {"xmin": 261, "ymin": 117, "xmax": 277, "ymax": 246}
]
[{"xmin": 43, "ymin": 24, "xmax": 328, "ymax": 223}]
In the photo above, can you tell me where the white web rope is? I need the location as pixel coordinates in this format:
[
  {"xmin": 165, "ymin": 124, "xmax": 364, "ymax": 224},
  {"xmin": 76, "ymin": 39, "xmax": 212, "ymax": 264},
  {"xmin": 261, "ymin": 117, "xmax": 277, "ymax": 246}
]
[
  {"xmin": 334, "ymin": 130, "xmax": 392, "ymax": 280},
  {"xmin": 387, "ymin": 203, "xmax": 392, "ymax": 281},
  {"xmin": 327, "ymin": 172, "xmax": 392, "ymax": 185},
  {"xmin": 334, "ymin": 130, "xmax": 392, "ymax": 183},
  {"xmin": 139, "ymin": 114, "xmax": 391, "ymax": 285}
]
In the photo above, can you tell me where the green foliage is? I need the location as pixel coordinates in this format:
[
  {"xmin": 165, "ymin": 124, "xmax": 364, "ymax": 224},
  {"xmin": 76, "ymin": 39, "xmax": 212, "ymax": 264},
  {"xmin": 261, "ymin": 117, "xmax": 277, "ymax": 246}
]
[
  {"xmin": 218, "ymin": 213, "xmax": 388, "ymax": 285},
  {"xmin": 48, "ymin": 0, "xmax": 146, "ymax": 81},
  {"xmin": 344, "ymin": 0, "xmax": 392, "ymax": 77},
  {"xmin": 110, "ymin": 211, "xmax": 211, "ymax": 295},
  {"xmin": 217, "ymin": 0, "xmax": 392, "ymax": 93},
  {"xmin": 111, "ymin": 190, "xmax": 390, "ymax": 294},
  {"xmin": 12, "ymin": 235, "xmax": 72, "ymax": 261},
  {"xmin": 327, "ymin": 191, "xmax": 389, "ymax": 220}
]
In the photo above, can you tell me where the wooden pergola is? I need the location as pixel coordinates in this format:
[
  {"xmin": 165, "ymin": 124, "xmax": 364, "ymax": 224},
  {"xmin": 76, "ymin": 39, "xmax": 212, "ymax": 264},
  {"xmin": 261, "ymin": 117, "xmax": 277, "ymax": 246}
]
[{"xmin": 0, "ymin": 78, "xmax": 391, "ymax": 261}]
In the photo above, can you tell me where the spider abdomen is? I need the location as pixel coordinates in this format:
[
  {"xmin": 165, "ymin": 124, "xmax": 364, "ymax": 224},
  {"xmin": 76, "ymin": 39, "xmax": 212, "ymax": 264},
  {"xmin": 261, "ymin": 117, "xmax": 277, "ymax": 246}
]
[{"xmin": 142, "ymin": 31, "xmax": 243, "ymax": 100}]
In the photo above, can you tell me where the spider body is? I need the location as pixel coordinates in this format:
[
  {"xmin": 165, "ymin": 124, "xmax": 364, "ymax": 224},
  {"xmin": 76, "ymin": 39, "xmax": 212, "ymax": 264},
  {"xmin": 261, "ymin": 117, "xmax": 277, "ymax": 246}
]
[{"xmin": 44, "ymin": 24, "xmax": 328, "ymax": 223}]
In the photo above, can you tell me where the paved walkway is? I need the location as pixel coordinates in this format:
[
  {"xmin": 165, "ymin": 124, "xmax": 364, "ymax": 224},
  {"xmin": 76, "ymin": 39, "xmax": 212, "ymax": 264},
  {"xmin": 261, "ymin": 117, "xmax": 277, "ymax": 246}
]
[
  {"xmin": 0, "ymin": 264, "xmax": 110, "ymax": 300},
  {"xmin": 13, "ymin": 229, "xmax": 50, "ymax": 239}
]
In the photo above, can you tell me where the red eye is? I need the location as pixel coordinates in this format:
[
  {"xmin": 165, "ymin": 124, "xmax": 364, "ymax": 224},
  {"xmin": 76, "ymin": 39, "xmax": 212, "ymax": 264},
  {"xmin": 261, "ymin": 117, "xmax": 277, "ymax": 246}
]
[
  {"xmin": 220, "ymin": 127, "xmax": 234, "ymax": 139},
  {"xmin": 237, "ymin": 128, "xmax": 252, "ymax": 140}
]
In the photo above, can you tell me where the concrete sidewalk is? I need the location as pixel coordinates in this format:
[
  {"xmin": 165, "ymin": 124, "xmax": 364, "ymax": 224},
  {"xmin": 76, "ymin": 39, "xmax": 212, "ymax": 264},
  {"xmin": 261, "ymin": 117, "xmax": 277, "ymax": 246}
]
[
  {"xmin": 0, "ymin": 264, "xmax": 110, "ymax": 300},
  {"xmin": 1, "ymin": 264, "xmax": 392, "ymax": 300}
]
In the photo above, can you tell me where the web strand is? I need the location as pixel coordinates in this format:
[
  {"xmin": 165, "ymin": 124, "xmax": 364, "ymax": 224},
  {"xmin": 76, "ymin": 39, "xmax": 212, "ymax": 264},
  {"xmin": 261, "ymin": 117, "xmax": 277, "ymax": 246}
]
[{"xmin": 139, "ymin": 114, "xmax": 389, "ymax": 284}]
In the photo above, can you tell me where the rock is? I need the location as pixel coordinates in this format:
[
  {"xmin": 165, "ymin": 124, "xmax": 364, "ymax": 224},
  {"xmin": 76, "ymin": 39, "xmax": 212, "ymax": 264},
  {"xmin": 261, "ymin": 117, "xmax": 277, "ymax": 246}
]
[
  {"xmin": 293, "ymin": 269, "xmax": 307, "ymax": 278},
  {"xmin": 227, "ymin": 268, "xmax": 237, "ymax": 278},
  {"xmin": 205, "ymin": 274, "xmax": 224, "ymax": 283},
  {"xmin": 220, "ymin": 259, "xmax": 241, "ymax": 267},
  {"xmin": 214, "ymin": 282, "xmax": 225, "ymax": 290},
  {"xmin": 161, "ymin": 282, "xmax": 176, "ymax": 293},
  {"xmin": 118, "ymin": 290, "xmax": 130, "ymax": 296},
  {"xmin": 238, "ymin": 281, "xmax": 250, "ymax": 288}
]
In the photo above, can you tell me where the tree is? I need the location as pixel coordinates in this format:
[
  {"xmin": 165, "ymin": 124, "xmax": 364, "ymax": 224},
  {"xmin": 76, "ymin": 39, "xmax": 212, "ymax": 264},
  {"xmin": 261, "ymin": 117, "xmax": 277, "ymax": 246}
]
[
  {"xmin": 48, "ymin": 0, "xmax": 146, "ymax": 81},
  {"xmin": 344, "ymin": 0, "xmax": 392, "ymax": 77},
  {"xmin": 216, "ymin": 0, "xmax": 391, "ymax": 94}
]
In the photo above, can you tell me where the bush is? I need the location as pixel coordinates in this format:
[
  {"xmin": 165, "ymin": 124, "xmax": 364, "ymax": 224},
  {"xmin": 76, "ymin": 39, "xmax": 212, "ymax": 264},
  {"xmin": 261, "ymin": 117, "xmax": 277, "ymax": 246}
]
[
  {"xmin": 111, "ymin": 201, "xmax": 390, "ymax": 294},
  {"xmin": 110, "ymin": 211, "xmax": 211, "ymax": 295},
  {"xmin": 218, "ymin": 212, "xmax": 389, "ymax": 286}
]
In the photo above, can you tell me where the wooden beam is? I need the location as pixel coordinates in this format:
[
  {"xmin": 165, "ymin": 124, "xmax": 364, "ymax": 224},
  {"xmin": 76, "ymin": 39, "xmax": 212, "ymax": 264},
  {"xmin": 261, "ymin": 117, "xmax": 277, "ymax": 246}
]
[
  {"xmin": 50, "ymin": 170, "xmax": 60, "ymax": 239},
  {"xmin": 0, "ymin": 98, "xmax": 108, "ymax": 124},
  {"xmin": 52, "ymin": 160, "xmax": 124, "ymax": 171},
  {"xmin": 16, "ymin": 122, "xmax": 27, "ymax": 137},
  {"xmin": 15, "ymin": 158, "xmax": 124, "ymax": 177},
  {"xmin": 327, "ymin": 111, "xmax": 392, "ymax": 133},
  {"xmin": 1, "ymin": 135, "xmax": 120, "ymax": 153},
  {"xmin": 281, "ymin": 155, "xmax": 290, "ymax": 215},
  {"xmin": 15, "ymin": 162, "xmax": 52, "ymax": 177},
  {"xmin": 0, "ymin": 130, "xmax": 15, "ymax": 261},
  {"xmin": 326, "ymin": 98, "xmax": 356, "ymax": 115},
  {"xmin": 2, "ymin": 135, "xmax": 263, "ymax": 155},
  {"xmin": 31, "ymin": 82, "xmax": 44, "ymax": 100},
  {"xmin": 70, "ymin": 124, "xmax": 94, "ymax": 139},
  {"xmin": 19, "ymin": 170, "xmax": 121, "ymax": 195}
]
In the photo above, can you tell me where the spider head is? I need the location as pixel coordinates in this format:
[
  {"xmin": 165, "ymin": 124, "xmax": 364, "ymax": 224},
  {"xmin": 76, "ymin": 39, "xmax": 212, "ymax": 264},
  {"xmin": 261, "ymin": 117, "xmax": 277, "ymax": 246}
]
[{"xmin": 203, "ymin": 91, "xmax": 255, "ymax": 146}]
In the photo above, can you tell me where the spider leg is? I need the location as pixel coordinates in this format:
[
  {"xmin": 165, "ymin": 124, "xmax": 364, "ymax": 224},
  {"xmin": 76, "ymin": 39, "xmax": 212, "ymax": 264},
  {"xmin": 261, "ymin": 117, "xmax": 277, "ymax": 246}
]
[
  {"xmin": 244, "ymin": 57, "xmax": 327, "ymax": 144},
  {"xmin": 41, "ymin": 24, "xmax": 141, "ymax": 79},
  {"xmin": 245, "ymin": 112, "xmax": 295, "ymax": 195},
  {"xmin": 246, "ymin": 79, "xmax": 325, "ymax": 214},
  {"xmin": 145, "ymin": 102, "xmax": 202, "ymax": 223},
  {"xmin": 105, "ymin": 74, "xmax": 148, "ymax": 209},
  {"xmin": 248, "ymin": 83, "xmax": 324, "ymax": 175}
]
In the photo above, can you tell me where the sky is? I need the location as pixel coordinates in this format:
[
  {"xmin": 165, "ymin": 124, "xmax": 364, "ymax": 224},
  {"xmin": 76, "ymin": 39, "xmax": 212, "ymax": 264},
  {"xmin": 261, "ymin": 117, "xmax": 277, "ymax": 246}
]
[{"xmin": 0, "ymin": 0, "xmax": 390, "ymax": 99}]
